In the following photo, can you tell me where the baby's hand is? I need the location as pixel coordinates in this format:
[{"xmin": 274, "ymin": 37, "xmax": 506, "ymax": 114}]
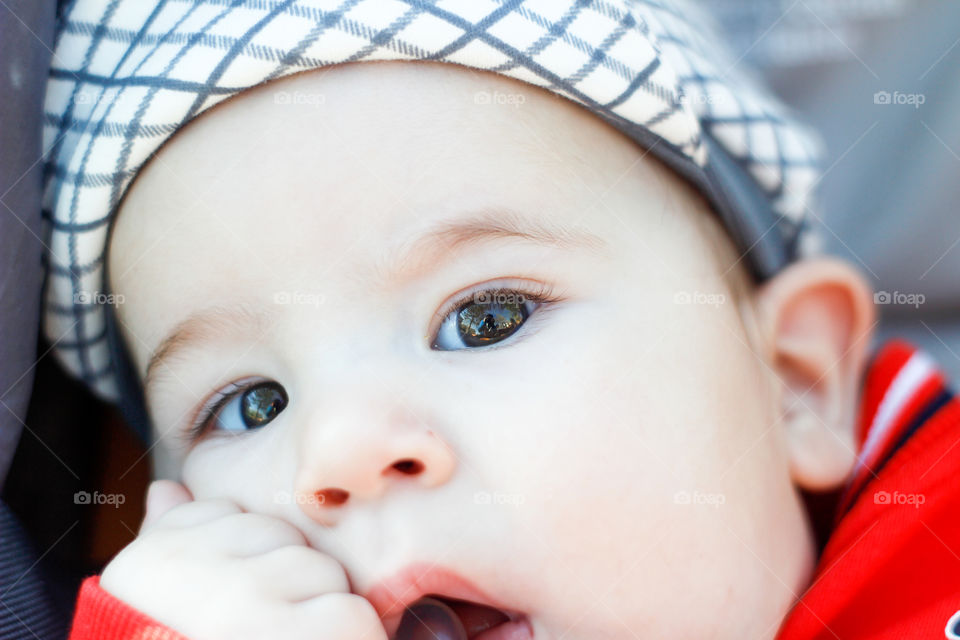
[{"xmin": 100, "ymin": 480, "xmax": 387, "ymax": 640}]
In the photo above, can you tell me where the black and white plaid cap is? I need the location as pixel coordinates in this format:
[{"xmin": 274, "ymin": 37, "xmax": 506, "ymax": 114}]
[{"xmin": 41, "ymin": 0, "xmax": 825, "ymax": 420}]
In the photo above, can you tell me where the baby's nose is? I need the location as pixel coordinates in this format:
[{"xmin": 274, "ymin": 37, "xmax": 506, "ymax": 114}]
[
  {"xmin": 293, "ymin": 424, "xmax": 457, "ymax": 525},
  {"xmin": 313, "ymin": 456, "xmax": 426, "ymax": 506}
]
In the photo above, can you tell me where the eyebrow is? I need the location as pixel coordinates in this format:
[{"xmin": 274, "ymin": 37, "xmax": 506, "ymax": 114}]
[
  {"xmin": 144, "ymin": 209, "xmax": 607, "ymax": 394},
  {"xmin": 144, "ymin": 302, "xmax": 277, "ymax": 397},
  {"xmin": 366, "ymin": 208, "xmax": 608, "ymax": 292}
]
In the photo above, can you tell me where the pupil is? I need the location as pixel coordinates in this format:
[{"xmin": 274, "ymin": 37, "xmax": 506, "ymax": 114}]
[
  {"xmin": 241, "ymin": 384, "xmax": 286, "ymax": 428},
  {"xmin": 457, "ymin": 301, "xmax": 528, "ymax": 347}
]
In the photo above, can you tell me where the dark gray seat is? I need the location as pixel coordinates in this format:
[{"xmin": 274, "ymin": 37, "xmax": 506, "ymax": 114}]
[{"xmin": 0, "ymin": 1, "xmax": 72, "ymax": 638}]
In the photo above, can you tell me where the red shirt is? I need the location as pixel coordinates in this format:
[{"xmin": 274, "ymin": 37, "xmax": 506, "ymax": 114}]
[
  {"xmin": 777, "ymin": 338, "xmax": 960, "ymax": 639},
  {"xmin": 69, "ymin": 339, "xmax": 960, "ymax": 640},
  {"xmin": 69, "ymin": 574, "xmax": 188, "ymax": 640}
]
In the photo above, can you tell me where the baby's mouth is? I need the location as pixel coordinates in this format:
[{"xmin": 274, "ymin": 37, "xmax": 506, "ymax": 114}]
[{"xmin": 393, "ymin": 595, "xmax": 532, "ymax": 640}]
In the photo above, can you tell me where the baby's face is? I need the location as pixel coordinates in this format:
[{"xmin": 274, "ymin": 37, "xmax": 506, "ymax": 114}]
[{"xmin": 109, "ymin": 62, "xmax": 815, "ymax": 638}]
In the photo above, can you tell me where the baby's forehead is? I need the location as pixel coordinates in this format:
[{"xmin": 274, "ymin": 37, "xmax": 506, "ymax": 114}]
[
  {"xmin": 109, "ymin": 61, "xmax": 670, "ymax": 269},
  {"xmin": 155, "ymin": 61, "xmax": 630, "ymax": 179}
]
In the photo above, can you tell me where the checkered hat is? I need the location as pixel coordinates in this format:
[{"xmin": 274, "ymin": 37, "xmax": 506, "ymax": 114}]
[{"xmin": 42, "ymin": 0, "xmax": 825, "ymax": 413}]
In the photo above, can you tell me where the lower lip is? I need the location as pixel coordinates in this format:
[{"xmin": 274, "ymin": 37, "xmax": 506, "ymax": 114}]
[{"xmin": 473, "ymin": 616, "xmax": 534, "ymax": 640}]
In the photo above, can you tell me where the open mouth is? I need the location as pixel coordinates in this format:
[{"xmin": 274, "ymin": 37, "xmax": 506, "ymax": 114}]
[{"xmin": 392, "ymin": 594, "xmax": 533, "ymax": 640}]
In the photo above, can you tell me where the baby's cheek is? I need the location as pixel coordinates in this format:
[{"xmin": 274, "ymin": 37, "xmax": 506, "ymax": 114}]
[
  {"xmin": 516, "ymin": 432, "xmax": 768, "ymax": 636},
  {"xmin": 178, "ymin": 438, "xmax": 286, "ymax": 511},
  {"xmin": 499, "ymin": 344, "xmax": 752, "ymax": 634},
  {"xmin": 178, "ymin": 445, "xmax": 235, "ymax": 499}
]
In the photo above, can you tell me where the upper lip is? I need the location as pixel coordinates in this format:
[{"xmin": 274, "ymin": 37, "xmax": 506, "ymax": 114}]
[{"xmin": 363, "ymin": 563, "xmax": 523, "ymax": 638}]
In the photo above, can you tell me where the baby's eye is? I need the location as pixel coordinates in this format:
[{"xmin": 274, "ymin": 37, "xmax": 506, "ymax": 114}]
[
  {"xmin": 432, "ymin": 290, "xmax": 542, "ymax": 350},
  {"xmin": 207, "ymin": 381, "xmax": 288, "ymax": 433}
]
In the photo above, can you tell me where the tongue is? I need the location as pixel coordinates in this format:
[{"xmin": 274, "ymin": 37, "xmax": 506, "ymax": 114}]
[
  {"xmin": 443, "ymin": 598, "xmax": 511, "ymax": 636},
  {"xmin": 393, "ymin": 596, "xmax": 510, "ymax": 640}
]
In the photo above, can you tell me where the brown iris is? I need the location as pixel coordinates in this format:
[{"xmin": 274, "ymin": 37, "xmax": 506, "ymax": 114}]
[
  {"xmin": 239, "ymin": 382, "xmax": 287, "ymax": 429},
  {"xmin": 456, "ymin": 299, "xmax": 529, "ymax": 347}
]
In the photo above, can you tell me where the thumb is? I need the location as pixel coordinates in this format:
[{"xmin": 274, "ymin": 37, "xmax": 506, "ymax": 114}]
[{"xmin": 140, "ymin": 479, "xmax": 194, "ymax": 532}]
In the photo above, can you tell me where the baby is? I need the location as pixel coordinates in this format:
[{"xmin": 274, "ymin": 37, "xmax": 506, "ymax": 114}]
[{"xmin": 41, "ymin": 2, "xmax": 960, "ymax": 639}]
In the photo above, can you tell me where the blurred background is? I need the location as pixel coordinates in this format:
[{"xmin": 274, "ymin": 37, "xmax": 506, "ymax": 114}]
[
  {"xmin": 704, "ymin": 0, "xmax": 960, "ymax": 382},
  {"xmin": 1, "ymin": 0, "xmax": 958, "ymax": 637}
]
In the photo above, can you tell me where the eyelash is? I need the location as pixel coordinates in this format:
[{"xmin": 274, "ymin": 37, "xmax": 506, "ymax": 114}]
[
  {"xmin": 181, "ymin": 379, "xmax": 250, "ymax": 445},
  {"xmin": 182, "ymin": 280, "xmax": 564, "ymax": 444},
  {"xmin": 429, "ymin": 279, "xmax": 562, "ymax": 346}
]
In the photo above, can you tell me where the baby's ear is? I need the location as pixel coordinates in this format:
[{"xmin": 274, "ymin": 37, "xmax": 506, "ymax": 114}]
[{"xmin": 753, "ymin": 257, "xmax": 876, "ymax": 492}]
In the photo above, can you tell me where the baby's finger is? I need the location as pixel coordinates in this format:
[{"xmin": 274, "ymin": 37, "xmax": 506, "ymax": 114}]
[
  {"xmin": 292, "ymin": 592, "xmax": 388, "ymax": 640},
  {"xmin": 140, "ymin": 480, "xmax": 194, "ymax": 532},
  {"xmin": 201, "ymin": 512, "xmax": 307, "ymax": 557},
  {"xmin": 142, "ymin": 495, "xmax": 242, "ymax": 533},
  {"xmin": 242, "ymin": 545, "xmax": 350, "ymax": 601}
]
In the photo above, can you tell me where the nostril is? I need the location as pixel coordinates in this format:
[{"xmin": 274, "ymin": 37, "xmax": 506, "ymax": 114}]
[
  {"xmin": 310, "ymin": 461, "xmax": 425, "ymax": 508},
  {"xmin": 390, "ymin": 458, "xmax": 424, "ymax": 475},
  {"xmin": 314, "ymin": 488, "xmax": 349, "ymax": 506}
]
